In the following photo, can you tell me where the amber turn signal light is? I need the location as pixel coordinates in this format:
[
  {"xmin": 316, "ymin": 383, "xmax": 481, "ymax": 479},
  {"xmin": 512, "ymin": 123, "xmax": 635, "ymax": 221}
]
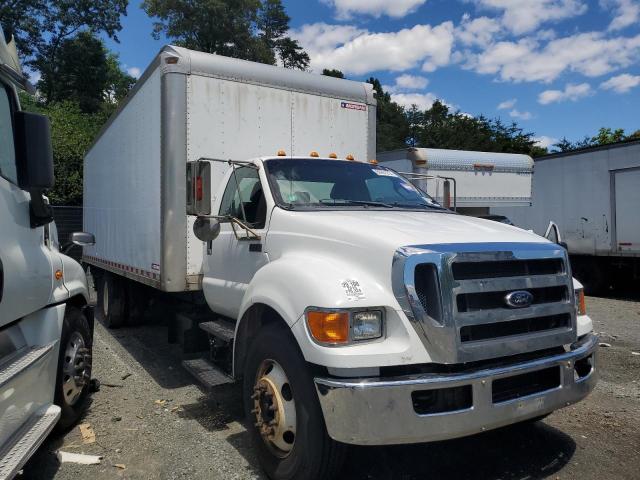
[
  {"xmin": 306, "ymin": 310, "xmax": 349, "ymax": 344},
  {"xmin": 577, "ymin": 289, "xmax": 586, "ymax": 315}
]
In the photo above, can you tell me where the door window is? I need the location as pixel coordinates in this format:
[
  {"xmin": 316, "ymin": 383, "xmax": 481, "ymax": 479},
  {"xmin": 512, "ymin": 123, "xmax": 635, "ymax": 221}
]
[
  {"xmin": 219, "ymin": 167, "xmax": 267, "ymax": 228},
  {"xmin": 0, "ymin": 84, "xmax": 17, "ymax": 184}
]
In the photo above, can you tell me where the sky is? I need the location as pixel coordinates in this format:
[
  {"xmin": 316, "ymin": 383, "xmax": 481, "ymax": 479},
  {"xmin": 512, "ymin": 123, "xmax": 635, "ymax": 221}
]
[{"xmin": 103, "ymin": 0, "xmax": 640, "ymax": 149}]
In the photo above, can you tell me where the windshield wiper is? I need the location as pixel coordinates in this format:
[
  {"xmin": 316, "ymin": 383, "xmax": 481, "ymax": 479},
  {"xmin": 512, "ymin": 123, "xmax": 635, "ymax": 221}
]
[
  {"xmin": 319, "ymin": 199, "xmax": 394, "ymax": 208},
  {"xmin": 393, "ymin": 202, "xmax": 447, "ymax": 210}
]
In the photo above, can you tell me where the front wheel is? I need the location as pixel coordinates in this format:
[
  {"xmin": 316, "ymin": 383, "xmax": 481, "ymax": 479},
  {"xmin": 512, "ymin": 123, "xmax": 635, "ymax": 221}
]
[
  {"xmin": 243, "ymin": 324, "xmax": 345, "ymax": 480},
  {"xmin": 54, "ymin": 307, "xmax": 93, "ymax": 431}
]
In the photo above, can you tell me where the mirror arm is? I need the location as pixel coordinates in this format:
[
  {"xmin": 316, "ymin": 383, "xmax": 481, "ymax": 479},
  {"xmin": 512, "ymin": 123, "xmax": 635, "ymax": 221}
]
[{"xmin": 28, "ymin": 190, "xmax": 53, "ymax": 228}]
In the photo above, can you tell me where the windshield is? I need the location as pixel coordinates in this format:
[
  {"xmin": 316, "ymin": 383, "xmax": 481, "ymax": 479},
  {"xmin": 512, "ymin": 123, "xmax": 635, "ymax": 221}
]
[{"xmin": 264, "ymin": 159, "xmax": 445, "ymax": 211}]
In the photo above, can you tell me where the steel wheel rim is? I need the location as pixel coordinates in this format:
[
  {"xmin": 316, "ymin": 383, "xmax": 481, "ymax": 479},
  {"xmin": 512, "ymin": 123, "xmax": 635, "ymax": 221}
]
[
  {"xmin": 252, "ymin": 359, "xmax": 297, "ymax": 458},
  {"xmin": 62, "ymin": 331, "xmax": 89, "ymax": 406}
]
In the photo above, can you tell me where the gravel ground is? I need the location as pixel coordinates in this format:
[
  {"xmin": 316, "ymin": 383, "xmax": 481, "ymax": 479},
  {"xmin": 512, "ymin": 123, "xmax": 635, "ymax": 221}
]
[{"xmin": 22, "ymin": 294, "xmax": 640, "ymax": 480}]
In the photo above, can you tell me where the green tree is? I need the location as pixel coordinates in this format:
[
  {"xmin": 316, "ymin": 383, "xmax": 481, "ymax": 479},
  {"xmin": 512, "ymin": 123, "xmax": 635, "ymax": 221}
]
[
  {"xmin": 322, "ymin": 68, "xmax": 344, "ymax": 79},
  {"xmin": 38, "ymin": 31, "xmax": 134, "ymax": 112},
  {"xmin": 591, "ymin": 127, "xmax": 626, "ymax": 145},
  {"xmin": 142, "ymin": 0, "xmax": 308, "ymax": 69},
  {"xmin": 19, "ymin": 92, "xmax": 116, "ymax": 205},
  {"xmin": 366, "ymin": 78, "xmax": 410, "ymax": 152},
  {"xmin": 0, "ymin": 0, "xmax": 128, "ymax": 90}
]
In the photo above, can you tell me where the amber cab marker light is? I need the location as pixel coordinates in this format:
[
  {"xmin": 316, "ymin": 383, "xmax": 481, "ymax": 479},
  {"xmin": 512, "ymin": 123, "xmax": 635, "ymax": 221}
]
[
  {"xmin": 55, "ymin": 270, "xmax": 63, "ymax": 281},
  {"xmin": 277, "ymin": 149, "xmax": 287, "ymax": 156},
  {"xmin": 328, "ymin": 153, "xmax": 337, "ymax": 159},
  {"xmin": 369, "ymin": 159, "xmax": 378, "ymax": 165},
  {"xmin": 578, "ymin": 290, "xmax": 587, "ymax": 316},
  {"xmin": 165, "ymin": 56, "xmax": 179, "ymax": 64},
  {"xmin": 346, "ymin": 154, "xmax": 355, "ymax": 161},
  {"xmin": 310, "ymin": 151, "xmax": 319, "ymax": 157},
  {"xmin": 306, "ymin": 310, "xmax": 349, "ymax": 344}
]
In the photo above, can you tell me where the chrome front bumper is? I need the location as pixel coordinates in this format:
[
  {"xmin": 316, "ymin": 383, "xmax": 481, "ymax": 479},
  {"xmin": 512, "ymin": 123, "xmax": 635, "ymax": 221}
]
[{"xmin": 314, "ymin": 333, "xmax": 598, "ymax": 446}]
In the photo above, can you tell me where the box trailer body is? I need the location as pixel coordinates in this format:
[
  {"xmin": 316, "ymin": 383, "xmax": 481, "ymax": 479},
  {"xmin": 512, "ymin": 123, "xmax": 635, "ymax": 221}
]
[
  {"xmin": 83, "ymin": 46, "xmax": 598, "ymax": 480},
  {"xmin": 492, "ymin": 141, "xmax": 640, "ymax": 291},
  {"xmin": 0, "ymin": 25, "xmax": 93, "ymax": 479},
  {"xmin": 83, "ymin": 46, "xmax": 376, "ymax": 292},
  {"xmin": 377, "ymin": 148, "xmax": 533, "ymax": 215}
]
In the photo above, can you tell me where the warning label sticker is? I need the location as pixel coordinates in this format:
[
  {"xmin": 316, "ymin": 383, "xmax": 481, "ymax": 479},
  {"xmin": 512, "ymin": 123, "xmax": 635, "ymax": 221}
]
[
  {"xmin": 340, "ymin": 279, "xmax": 365, "ymax": 300},
  {"xmin": 341, "ymin": 101, "xmax": 367, "ymax": 111}
]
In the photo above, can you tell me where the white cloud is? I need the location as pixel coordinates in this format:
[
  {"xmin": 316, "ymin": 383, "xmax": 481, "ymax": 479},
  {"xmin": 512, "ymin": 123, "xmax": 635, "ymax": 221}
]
[
  {"xmin": 322, "ymin": 0, "xmax": 427, "ymax": 19},
  {"xmin": 127, "ymin": 67, "xmax": 141, "ymax": 78},
  {"xmin": 497, "ymin": 98, "xmax": 517, "ymax": 109},
  {"xmin": 391, "ymin": 92, "xmax": 440, "ymax": 110},
  {"xmin": 600, "ymin": 73, "xmax": 640, "ymax": 92},
  {"xmin": 456, "ymin": 14, "xmax": 503, "ymax": 47},
  {"xmin": 471, "ymin": 0, "xmax": 588, "ymax": 35},
  {"xmin": 465, "ymin": 31, "xmax": 640, "ymax": 83},
  {"xmin": 538, "ymin": 83, "xmax": 593, "ymax": 104},
  {"xmin": 601, "ymin": 0, "xmax": 640, "ymax": 31},
  {"xmin": 292, "ymin": 22, "xmax": 455, "ymax": 75},
  {"xmin": 509, "ymin": 108, "xmax": 532, "ymax": 120},
  {"xmin": 395, "ymin": 74, "xmax": 429, "ymax": 89},
  {"xmin": 534, "ymin": 136, "xmax": 559, "ymax": 148}
]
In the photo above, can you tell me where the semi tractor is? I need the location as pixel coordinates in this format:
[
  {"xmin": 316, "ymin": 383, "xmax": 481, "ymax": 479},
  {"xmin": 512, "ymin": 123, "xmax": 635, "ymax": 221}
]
[
  {"xmin": 83, "ymin": 46, "xmax": 598, "ymax": 480},
  {"xmin": 0, "ymin": 25, "xmax": 95, "ymax": 478}
]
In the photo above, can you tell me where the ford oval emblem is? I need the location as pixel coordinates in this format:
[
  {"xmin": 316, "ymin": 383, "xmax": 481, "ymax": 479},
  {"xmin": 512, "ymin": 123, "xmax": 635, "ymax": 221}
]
[{"xmin": 504, "ymin": 290, "xmax": 534, "ymax": 308}]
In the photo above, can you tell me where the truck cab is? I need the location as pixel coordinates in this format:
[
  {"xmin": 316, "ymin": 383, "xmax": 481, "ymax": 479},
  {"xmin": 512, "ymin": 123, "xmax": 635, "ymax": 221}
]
[
  {"xmin": 0, "ymin": 24, "xmax": 94, "ymax": 479},
  {"xmin": 82, "ymin": 46, "xmax": 598, "ymax": 480}
]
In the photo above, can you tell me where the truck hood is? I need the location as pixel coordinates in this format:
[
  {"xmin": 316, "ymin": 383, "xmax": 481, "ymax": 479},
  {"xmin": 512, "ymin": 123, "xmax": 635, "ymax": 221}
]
[{"xmin": 268, "ymin": 209, "xmax": 548, "ymax": 255}]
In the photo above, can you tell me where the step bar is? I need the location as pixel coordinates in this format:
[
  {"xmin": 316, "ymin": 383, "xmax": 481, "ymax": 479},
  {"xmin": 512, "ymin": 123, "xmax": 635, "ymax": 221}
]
[
  {"xmin": 0, "ymin": 404, "xmax": 61, "ymax": 480},
  {"xmin": 0, "ymin": 343, "xmax": 56, "ymax": 389}
]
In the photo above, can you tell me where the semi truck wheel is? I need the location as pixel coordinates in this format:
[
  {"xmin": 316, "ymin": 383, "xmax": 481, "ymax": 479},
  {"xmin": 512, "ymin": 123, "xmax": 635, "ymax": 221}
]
[
  {"xmin": 243, "ymin": 324, "xmax": 346, "ymax": 480},
  {"xmin": 54, "ymin": 307, "xmax": 93, "ymax": 431},
  {"xmin": 96, "ymin": 272, "xmax": 127, "ymax": 328}
]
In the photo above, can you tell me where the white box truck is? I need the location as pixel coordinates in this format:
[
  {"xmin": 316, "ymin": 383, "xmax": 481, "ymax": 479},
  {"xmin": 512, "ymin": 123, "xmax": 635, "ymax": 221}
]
[
  {"xmin": 0, "ymin": 25, "xmax": 95, "ymax": 479},
  {"xmin": 492, "ymin": 141, "xmax": 640, "ymax": 293},
  {"xmin": 378, "ymin": 147, "xmax": 534, "ymax": 217},
  {"xmin": 84, "ymin": 46, "xmax": 598, "ymax": 480}
]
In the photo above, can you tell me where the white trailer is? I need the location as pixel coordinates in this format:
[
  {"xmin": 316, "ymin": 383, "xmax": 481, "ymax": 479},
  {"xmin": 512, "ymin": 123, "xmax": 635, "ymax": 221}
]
[
  {"xmin": 377, "ymin": 147, "xmax": 533, "ymax": 216},
  {"xmin": 492, "ymin": 141, "xmax": 640, "ymax": 293},
  {"xmin": 84, "ymin": 46, "xmax": 597, "ymax": 480},
  {"xmin": 83, "ymin": 45, "xmax": 376, "ymax": 295}
]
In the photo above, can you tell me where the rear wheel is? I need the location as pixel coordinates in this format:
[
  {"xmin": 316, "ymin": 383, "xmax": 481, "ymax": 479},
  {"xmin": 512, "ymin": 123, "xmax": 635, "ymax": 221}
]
[
  {"xmin": 96, "ymin": 272, "xmax": 126, "ymax": 328},
  {"xmin": 243, "ymin": 324, "xmax": 345, "ymax": 480},
  {"xmin": 54, "ymin": 307, "xmax": 93, "ymax": 431}
]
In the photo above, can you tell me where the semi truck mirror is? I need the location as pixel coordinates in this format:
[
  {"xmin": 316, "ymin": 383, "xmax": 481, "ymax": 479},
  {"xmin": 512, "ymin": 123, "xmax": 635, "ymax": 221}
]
[
  {"xmin": 193, "ymin": 217, "xmax": 221, "ymax": 242},
  {"xmin": 61, "ymin": 232, "xmax": 95, "ymax": 254},
  {"xmin": 14, "ymin": 111, "xmax": 54, "ymax": 191}
]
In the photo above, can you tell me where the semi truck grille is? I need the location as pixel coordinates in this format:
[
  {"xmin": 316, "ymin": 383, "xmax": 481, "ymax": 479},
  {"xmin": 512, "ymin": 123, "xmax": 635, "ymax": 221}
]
[
  {"xmin": 459, "ymin": 313, "xmax": 571, "ymax": 342},
  {"xmin": 452, "ymin": 258, "xmax": 564, "ymax": 280},
  {"xmin": 492, "ymin": 366, "xmax": 561, "ymax": 403},
  {"xmin": 394, "ymin": 242, "xmax": 577, "ymax": 364}
]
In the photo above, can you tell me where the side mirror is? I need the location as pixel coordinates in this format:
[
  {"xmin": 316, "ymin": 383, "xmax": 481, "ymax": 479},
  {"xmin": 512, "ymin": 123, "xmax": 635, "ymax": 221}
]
[
  {"xmin": 61, "ymin": 232, "xmax": 95, "ymax": 254},
  {"xmin": 193, "ymin": 217, "xmax": 221, "ymax": 242},
  {"xmin": 15, "ymin": 111, "xmax": 54, "ymax": 191}
]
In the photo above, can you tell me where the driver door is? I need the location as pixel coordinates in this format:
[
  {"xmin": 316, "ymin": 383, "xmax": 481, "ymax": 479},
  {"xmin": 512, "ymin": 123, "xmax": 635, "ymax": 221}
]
[{"xmin": 202, "ymin": 166, "xmax": 270, "ymax": 319}]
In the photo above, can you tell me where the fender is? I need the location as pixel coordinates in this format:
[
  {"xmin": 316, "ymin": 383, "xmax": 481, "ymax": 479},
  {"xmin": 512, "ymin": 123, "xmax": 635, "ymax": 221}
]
[
  {"xmin": 233, "ymin": 253, "xmax": 425, "ymax": 372},
  {"xmin": 59, "ymin": 253, "xmax": 90, "ymax": 305}
]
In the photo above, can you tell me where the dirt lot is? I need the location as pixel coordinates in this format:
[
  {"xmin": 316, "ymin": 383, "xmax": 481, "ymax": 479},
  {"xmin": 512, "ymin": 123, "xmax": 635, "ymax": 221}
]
[{"xmin": 22, "ymin": 295, "xmax": 640, "ymax": 480}]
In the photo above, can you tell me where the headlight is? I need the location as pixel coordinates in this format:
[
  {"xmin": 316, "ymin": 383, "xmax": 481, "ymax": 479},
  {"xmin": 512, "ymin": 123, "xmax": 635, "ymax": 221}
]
[
  {"xmin": 305, "ymin": 308, "xmax": 384, "ymax": 345},
  {"xmin": 352, "ymin": 310, "xmax": 383, "ymax": 340},
  {"xmin": 575, "ymin": 288, "xmax": 586, "ymax": 315}
]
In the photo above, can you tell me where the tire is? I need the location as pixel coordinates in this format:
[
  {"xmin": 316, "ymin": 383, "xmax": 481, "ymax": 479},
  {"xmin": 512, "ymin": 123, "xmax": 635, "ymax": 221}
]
[
  {"xmin": 96, "ymin": 272, "xmax": 127, "ymax": 328},
  {"xmin": 126, "ymin": 281, "xmax": 150, "ymax": 326},
  {"xmin": 54, "ymin": 307, "xmax": 93, "ymax": 432},
  {"xmin": 243, "ymin": 324, "xmax": 346, "ymax": 480}
]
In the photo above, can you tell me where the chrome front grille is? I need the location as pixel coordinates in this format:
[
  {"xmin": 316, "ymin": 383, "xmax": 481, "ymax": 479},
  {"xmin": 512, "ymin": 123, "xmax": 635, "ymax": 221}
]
[{"xmin": 392, "ymin": 242, "xmax": 577, "ymax": 364}]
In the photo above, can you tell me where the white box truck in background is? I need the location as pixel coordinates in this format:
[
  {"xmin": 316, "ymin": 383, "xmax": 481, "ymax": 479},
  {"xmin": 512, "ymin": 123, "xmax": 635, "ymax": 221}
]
[
  {"xmin": 492, "ymin": 142, "xmax": 640, "ymax": 294},
  {"xmin": 0, "ymin": 25, "xmax": 95, "ymax": 479},
  {"xmin": 377, "ymin": 147, "xmax": 533, "ymax": 218},
  {"xmin": 84, "ymin": 46, "xmax": 598, "ymax": 480}
]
